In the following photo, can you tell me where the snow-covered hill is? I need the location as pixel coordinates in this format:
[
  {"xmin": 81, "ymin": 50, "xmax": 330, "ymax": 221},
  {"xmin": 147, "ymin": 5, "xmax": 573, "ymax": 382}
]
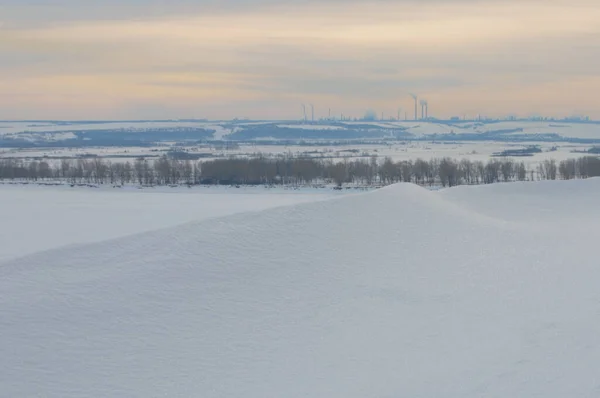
[
  {"xmin": 2, "ymin": 119, "xmax": 600, "ymax": 142},
  {"xmin": 0, "ymin": 184, "xmax": 337, "ymax": 262},
  {"xmin": 1, "ymin": 180, "xmax": 599, "ymax": 397}
]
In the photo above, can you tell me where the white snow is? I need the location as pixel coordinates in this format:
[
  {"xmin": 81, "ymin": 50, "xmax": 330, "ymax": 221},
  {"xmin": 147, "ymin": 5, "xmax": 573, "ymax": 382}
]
[
  {"xmin": 277, "ymin": 124, "xmax": 346, "ymax": 130},
  {"xmin": 209, "ymin": 124, "xmax": 235, "ymax": 139},
  {"xmin": 0, "ymin": 184, "xmax": 338, "ymax": 263},
  {"xmin": 3, "ymin": 141, "xmax": 594, "ymax": 170},
  {"xmin": 338, "ymin": 120, "xmax": 600, "ymax": 139},
  {"xmin": 0, "ymin": 121, "xmax": 217, "ymax": 136},
  {"xmin": 1, "ymin": 179, "xmax": 600, "ymax": 397},
  {"xmin": 3, "ymin": 120, "xmax": 600, "ymax": 140}
]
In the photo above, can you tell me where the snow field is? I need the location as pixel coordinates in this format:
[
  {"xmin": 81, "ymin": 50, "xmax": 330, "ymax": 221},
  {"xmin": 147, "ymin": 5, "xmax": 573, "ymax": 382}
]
[
  {"xmin": 2, "ymin": 120, "xmax": 600, "ymax": 140},
  {"xmin": 1, "ymin": 179, "xmax": 600, "ymax": 397},
  {"xmin": 0, "ymin": 184, "xmax": 340, "ymax": 263}
]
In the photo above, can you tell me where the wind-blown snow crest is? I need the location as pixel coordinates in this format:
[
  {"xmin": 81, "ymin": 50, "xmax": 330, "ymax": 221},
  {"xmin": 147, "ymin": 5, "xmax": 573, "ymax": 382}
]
[
  {"xmin": 0, "ymin": 185, "xmax": 339, "ymax": 262},
  {"xmin": 1, "ymin": 180, "xmax": 599, "ymax": 397}
]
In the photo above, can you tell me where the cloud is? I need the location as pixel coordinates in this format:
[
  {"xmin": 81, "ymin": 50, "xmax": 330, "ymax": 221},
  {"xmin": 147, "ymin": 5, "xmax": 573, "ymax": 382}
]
[{"xmin": 1, "ymin": 0, "xmax": 600, "ymax": 119}]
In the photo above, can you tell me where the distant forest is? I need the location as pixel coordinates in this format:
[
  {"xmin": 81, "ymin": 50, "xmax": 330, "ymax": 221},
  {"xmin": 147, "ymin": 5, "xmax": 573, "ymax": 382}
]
[{"xmin": 1, "ymin": 155, "xmax": 599, "ymax": 188}]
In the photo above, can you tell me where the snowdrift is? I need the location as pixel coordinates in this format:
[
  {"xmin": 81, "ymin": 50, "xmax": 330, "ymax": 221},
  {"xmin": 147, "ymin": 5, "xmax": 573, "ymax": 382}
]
[
  {"xmin": 2, "ymin": 180, "xmax": 600, "ymax": 397},
  {"xmin": 0, "ymin": 185, "xmax": 336, "ymax": 262}
]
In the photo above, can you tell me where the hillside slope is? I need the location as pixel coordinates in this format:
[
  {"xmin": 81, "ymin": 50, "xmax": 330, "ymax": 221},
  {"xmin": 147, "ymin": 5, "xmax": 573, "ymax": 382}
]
[
  {"xmin": 1, "ymin": 181, "xmax": 599, "ymax": 397},
  {"xmin": 0, "ymin": 185, "xmax": 337, "ymax": 262}
]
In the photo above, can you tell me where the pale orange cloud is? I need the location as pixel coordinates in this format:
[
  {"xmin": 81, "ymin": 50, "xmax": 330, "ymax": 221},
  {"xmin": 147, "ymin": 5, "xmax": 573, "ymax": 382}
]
[{"xmin": 1, "ymin": 0, "xmax": 599, "ymax": 119}]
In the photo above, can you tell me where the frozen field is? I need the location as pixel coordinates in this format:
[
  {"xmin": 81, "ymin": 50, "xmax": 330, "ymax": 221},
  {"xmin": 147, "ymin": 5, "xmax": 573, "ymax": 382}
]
[
  {"xmin": 1, "ymin": 178, "xmax": 600, "ymax": 397},
  {"xmin": 1, "ymin": 141, "xmax": 595, "ymax": 168},
  {"xmin": 2, "ymin": 120, "xmax": 598, "ymax": 171}
]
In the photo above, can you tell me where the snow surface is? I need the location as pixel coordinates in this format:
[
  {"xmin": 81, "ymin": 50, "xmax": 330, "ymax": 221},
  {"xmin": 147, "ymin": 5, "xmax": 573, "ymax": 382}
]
[
  {"xmin": 1, "ymin": 179, "xmax": 600, "ymax": 397},
  {"xmin": 0, "ymin": 121, "xmax": 214, "ymax": 136},
  {"xmin": 4, "ymin": 141, "xmax": 593, "ymax": 170},
  {"xmin": 3, "ymin": 120, "xmax": 600, "ymax": 140},
  {"xmin": 339, "ymin": 120, "xmax": 600, "ymax": 139},
  {"xmin": 0, "ymin": 184, "xmax": 338, "ymax": 263},
  {"xmin": 277, "ymin": 124, "xmax": 345, "ymax": 130}
]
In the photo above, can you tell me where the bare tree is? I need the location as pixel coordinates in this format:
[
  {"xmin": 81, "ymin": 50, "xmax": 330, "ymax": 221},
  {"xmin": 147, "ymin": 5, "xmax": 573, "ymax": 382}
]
[
  {"xmin": 517, "ymin": 162, "xmax": 527, "ymax": 181},
  {"xmin": 439, "ymin": 158, "xmax": 460, "ymax": 187},
  {"xmin": 459, "ymin": 159, "xmax": 474, "ymax": 185},
  {"xmin": 539, "ymin": 159, "xmax": 557, "ymax": 180},
  {"xmin": 500, "ymin": 160, "xmax": 515, "ymax": 182},
  {"xmin": 559, "ymin": 159, "xmax": 576, "ymax": 180}
]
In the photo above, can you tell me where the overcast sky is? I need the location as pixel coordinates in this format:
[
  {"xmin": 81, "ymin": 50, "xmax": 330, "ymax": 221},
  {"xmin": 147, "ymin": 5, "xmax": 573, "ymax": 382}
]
[{"xmin": 1, "ymin": 0, "xmax": 599, "ymax": 120}]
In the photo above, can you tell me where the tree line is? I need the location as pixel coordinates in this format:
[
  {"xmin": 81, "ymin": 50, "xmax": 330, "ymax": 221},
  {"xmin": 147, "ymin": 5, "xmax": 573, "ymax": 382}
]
[{"xmin": 1, "ymin": 155, "xmax": 599, "ymax": 187}]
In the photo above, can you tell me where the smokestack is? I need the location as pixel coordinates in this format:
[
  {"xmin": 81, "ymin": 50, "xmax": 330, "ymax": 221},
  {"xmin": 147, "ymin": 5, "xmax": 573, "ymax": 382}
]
[
  {"xmin": 311, "ymin": 104, "xmax": 314, "ymax": 122},
  {"xmin": 410, "ymin": 94, "xmax": 418, "ymax": 121},
  {"xmin": 415, "ymin": 98, "xmax": 418, "ymax": 120}
]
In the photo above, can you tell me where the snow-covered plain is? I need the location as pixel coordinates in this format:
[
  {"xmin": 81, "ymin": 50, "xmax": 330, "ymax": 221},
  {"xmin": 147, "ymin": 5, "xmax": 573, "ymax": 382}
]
[
  {"xmin": 2, "ymin": 120, "xmax": 598, "ymax": 172},
  {"xmin": 2, "ymin": 141, "xmax": 594, "ymax": 169},
  {"xmin": 1, "ymin": 179, "xmax": 600, "ymax": 397}
]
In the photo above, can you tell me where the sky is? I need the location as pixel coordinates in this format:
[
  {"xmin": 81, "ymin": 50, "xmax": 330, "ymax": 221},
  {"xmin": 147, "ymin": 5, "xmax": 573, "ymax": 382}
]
[{"xmin": 1, "ymin": 0, "xmax": 599, "ymax": 120}]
